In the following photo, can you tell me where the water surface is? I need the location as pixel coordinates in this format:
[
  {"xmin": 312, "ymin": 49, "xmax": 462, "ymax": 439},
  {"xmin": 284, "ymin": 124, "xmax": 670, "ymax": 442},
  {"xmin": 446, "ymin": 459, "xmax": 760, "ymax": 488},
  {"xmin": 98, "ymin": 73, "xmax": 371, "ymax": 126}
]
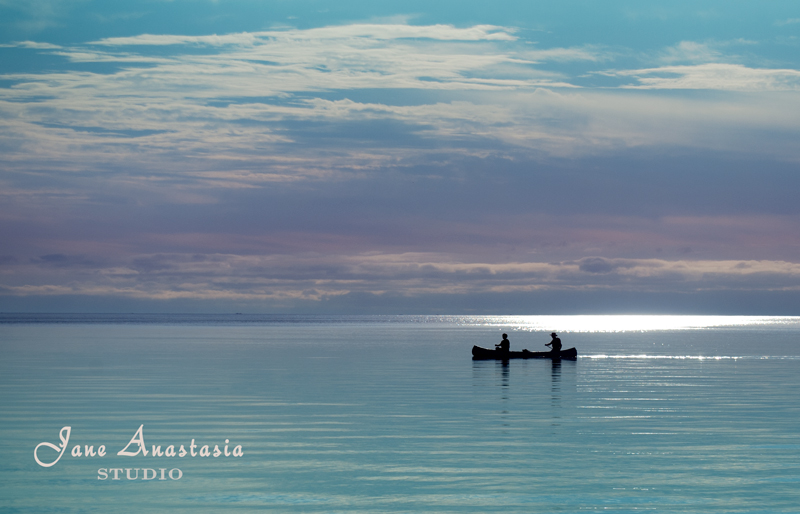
[{"xmin": 1, "ymin": 315, "xmax": 798, "ymax": 512}]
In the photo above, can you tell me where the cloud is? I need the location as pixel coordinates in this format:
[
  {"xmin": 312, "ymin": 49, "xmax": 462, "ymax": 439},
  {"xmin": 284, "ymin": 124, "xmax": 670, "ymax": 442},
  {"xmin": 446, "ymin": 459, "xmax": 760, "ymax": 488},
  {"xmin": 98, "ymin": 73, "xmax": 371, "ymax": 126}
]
[
  {"xmin": 578, "ymin": 257, "xmax": 632, "ymax": 274},
  {"xmin": 0, "ymin": 40, "xmax": 62, "ymax": 49},
  {"xmin": 3, "ymin": 23, "xmax": 800, "ymax": 190},
  {"xmin": 3, "ymin": 250, "xmax": 800, "ymax": 306},
  {"xmin": 7, "ymin": 25, "xmax": 543, "ymax": 100},
  {"xmin": 612, "ymin": 63, "xmax": 800, "ymax": 91},
  {"xmin": 0, "ymin": 26, "xmax": 574, "ymax": 199},
  {"xmin": 523, "ymin": 45, "xmax": 612, "ymax": 63},
  {"xmin": 658, "ymin": 41, "xmax": 722, "ymax": 64},
  {"xmin": 88, "ymin": 24, "xmax": 519, "ymax": 47},
  {"xmin": 4, "ymin": 76, "xmax": 800, "ymax": 196}
]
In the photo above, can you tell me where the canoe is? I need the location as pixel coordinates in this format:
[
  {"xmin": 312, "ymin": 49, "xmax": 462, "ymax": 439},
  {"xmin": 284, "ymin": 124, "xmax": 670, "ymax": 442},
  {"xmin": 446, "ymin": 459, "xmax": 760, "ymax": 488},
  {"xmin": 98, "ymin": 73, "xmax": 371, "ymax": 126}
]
[{"xmin": 472, "ymin": 345, "xmax": 577, "ymax": 360}]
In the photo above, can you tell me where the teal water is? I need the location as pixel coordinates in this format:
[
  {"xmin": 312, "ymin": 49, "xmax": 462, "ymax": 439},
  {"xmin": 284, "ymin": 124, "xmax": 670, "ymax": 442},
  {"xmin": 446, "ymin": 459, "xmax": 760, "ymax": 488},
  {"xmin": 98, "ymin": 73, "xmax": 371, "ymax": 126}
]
[{"xmin": 1, "ymin": 315, "xmax": 799, "ymax": 513}]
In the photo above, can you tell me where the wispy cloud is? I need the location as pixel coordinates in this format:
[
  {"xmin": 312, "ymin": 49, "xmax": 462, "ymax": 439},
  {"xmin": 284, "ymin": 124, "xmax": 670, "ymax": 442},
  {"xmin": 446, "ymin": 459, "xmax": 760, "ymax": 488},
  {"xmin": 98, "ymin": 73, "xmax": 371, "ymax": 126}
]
[
  {"xmin": 0, "ymin": 25, "xmax": 593, "ymax": 198},
  {"xmin": 90, "ymin": 24, "xmax": 519, "ymax": 47},
  {"xmin": 611, "ymin": 63, "xmax": 800, "ymax": 91},
  {"xmin": 523, "ymin": 45, "xmax": 612, "ymax": 63},
  {"xmin": 3, "ymin": 23, "xmax": 799, "ymax": 190},
  {"xmin": 0, "ymin": 40, "xmax": 62, "ymax": 49},
  {"xmin": 658, "ymin": 41, "xmax": 723, "ymax": 64}
]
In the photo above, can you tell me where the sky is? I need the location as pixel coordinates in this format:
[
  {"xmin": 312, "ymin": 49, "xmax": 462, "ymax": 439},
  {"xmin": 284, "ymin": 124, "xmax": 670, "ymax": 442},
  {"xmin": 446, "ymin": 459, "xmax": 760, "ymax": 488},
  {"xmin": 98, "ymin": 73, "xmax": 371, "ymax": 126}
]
[{"xmin": 1, "ymin": 0, "xmax": 799, "ymax": 314}]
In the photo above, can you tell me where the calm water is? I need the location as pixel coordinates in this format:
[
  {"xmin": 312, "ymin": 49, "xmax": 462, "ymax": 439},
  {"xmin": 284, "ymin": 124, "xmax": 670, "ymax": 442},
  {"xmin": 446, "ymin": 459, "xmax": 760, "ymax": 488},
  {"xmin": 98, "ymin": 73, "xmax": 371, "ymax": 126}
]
[{"xmin": 1, "ymin": 315, "xmax": 799, "ymax": 513}]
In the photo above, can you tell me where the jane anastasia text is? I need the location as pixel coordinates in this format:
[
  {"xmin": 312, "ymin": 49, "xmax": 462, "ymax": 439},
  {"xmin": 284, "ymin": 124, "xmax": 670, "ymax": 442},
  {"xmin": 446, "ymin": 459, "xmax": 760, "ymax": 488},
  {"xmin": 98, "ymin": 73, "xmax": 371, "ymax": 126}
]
[{"xmin": 34, "ymin": 425, "xmax": 244, "ymax": 469}]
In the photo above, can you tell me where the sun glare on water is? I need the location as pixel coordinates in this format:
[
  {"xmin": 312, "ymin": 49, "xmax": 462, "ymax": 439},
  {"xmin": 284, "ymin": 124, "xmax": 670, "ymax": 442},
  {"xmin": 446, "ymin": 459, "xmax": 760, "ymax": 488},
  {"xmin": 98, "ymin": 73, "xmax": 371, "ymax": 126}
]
[{"xmin": 470, "ymin": 315, "xmax": 800, "ymax": 333}]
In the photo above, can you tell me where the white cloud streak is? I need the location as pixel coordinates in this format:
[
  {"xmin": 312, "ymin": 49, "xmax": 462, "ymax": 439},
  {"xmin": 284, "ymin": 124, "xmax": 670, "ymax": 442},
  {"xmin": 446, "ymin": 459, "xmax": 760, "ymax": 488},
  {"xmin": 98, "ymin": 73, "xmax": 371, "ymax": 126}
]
[
  {"xmin": 89, "ymin": 24, "xmax": 519, "ymax": 46},
  {"xmin": 614, "ymin": 63, "xmax": 800, "ymax": 91},
  {"xmin": 0, "ymin": 40, "xmax": 62, "ymax": 49}
]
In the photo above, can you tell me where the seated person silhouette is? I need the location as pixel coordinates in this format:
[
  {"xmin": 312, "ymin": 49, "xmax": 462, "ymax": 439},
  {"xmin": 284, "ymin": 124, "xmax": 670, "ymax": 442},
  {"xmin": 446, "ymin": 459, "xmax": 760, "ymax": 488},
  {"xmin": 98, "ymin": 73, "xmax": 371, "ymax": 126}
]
[
  {"xmin": 545, "ymin": 332, "xmax": 562, "ymax": 353},
  {"xmin": 496, "ymin": 333, "xmax": 510, "ymax": 353}
]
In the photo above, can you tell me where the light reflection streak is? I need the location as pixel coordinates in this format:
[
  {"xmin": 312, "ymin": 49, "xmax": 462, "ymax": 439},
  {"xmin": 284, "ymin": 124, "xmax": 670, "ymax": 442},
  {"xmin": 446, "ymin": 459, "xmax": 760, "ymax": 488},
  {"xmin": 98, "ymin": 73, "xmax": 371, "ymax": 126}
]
[
  {"xmin": 465, "ymin": 315, "xmax": 800, "ymax": 332},
  {"xmin": 581, "ymin": 354, "xmax": 799, "ymax": 360}
]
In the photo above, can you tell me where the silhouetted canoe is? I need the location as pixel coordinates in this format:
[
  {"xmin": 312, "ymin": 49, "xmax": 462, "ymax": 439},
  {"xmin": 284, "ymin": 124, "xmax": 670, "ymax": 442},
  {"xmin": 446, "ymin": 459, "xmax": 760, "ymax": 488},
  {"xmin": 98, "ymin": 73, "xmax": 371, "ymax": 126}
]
[{"xmin": 472, "ymin": 345, "xmax": 577, "ymax": 360}]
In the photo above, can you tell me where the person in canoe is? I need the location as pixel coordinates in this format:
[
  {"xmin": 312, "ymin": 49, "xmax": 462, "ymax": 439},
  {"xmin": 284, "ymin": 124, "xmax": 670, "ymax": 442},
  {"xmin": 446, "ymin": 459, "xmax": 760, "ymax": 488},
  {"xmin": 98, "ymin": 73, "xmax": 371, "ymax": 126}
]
[
  {"xmin": 496, "ymin": 333, "xmax": 510, "ymax": 353},
  {"xmin": 545, "ymin": 332, "xmax": 562, "ymax": 353}
]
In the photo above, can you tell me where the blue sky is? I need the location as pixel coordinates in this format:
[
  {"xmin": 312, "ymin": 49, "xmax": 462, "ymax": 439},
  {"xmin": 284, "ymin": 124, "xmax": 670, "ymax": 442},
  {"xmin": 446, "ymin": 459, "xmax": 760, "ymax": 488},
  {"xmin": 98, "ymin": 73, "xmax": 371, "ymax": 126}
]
[{"xmin": 1, "ymin": 1, "xmax": 799, "ymax": 313}]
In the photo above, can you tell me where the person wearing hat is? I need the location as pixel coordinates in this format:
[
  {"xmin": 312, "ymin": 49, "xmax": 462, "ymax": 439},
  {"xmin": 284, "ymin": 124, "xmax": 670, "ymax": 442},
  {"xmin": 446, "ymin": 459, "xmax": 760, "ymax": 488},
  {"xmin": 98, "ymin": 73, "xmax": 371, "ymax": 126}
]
[{"xmin": 545, "ymin": 332, "xmax": 562, "ymax": 353}]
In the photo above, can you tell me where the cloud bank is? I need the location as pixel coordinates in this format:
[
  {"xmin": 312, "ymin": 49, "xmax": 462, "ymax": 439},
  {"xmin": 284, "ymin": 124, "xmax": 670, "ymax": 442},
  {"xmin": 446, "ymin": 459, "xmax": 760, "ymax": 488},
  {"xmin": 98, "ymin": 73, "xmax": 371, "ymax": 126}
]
[{"xmin": 4, "ymin": 252, "xmax": 799, "ymax": 307}]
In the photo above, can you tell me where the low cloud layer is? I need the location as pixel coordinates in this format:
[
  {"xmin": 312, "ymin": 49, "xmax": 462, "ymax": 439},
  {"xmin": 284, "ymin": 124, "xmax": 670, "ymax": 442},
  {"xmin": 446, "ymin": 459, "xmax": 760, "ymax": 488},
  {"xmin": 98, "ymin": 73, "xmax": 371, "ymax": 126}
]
[{"xmin": 3, "ymin": 252, "xmax": 800, "ymax": 310}]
